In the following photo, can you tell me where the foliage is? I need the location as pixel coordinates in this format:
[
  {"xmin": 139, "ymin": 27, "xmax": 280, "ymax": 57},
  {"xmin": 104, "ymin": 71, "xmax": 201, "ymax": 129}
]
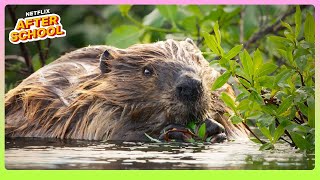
[
  {"xmin": 4, "ymin": 5, "xmax": 298, "ymax": 90},
  {"xmin": 5, "ymin": 5, "xmax": 315, "ymax": 151},
  {"xmin": 204, "ymin": 6, "xmax": 314, "ymax": 152}
]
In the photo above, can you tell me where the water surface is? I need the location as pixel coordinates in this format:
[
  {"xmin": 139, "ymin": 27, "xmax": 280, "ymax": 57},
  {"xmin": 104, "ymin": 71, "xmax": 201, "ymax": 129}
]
[{"xmin": 5, "ymin": 138, "xmax": 314, "ymax": 170}]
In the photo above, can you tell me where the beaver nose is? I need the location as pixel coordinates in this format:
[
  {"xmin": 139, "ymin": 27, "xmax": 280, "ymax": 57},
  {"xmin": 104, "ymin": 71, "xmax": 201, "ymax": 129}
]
[{"xmin": 176, "ymin": 78, "xmax": 202, "ymax": 102}]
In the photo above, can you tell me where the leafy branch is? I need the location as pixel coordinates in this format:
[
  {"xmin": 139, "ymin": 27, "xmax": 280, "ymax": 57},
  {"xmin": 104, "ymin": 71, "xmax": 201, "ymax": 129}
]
[{"xmin": 204, "ymin": 6, "xmax": 314, "ymax": 151}]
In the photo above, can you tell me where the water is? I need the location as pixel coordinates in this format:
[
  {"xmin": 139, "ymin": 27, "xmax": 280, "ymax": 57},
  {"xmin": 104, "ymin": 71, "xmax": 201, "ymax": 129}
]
[{"xmin": 5, "ymin": 138, "xmax": 314, "ymax": 170}]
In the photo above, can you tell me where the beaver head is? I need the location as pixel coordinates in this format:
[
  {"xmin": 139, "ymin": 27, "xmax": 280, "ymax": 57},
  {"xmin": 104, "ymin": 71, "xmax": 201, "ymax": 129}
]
[{"xmin": 91, "ymin": 39, "xmax": 214, "ymax": 140}]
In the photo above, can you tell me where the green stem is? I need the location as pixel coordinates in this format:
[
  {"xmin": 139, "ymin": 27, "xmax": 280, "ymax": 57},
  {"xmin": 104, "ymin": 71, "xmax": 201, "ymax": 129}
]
[
  {"xmin": 125, "ymin": 14, "xmax": 144, "ymax": 28},
  {"xmin": 146, "ymin": 26, "xmax": 179, "ymax": 33}
]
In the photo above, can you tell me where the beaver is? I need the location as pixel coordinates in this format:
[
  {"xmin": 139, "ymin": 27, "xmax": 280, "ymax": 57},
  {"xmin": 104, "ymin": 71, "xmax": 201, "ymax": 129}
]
[{"xmin": 5, "ymin": 38, "xmax": 249, "ymax": 141}]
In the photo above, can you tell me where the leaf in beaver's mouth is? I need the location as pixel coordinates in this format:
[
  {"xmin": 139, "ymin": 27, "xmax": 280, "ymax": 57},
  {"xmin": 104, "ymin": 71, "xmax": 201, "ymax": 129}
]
[
  {"xmin": 197, "ymin": 123, "xmax": 206, "ymax": 140},
  {"xmin": 187, "ymin": 121, "xmax": 197, "ymax": 132}
]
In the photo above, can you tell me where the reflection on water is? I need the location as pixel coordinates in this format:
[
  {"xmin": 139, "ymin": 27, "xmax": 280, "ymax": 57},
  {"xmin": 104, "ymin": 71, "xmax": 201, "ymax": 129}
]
[{"xmin": 5, "ymin": 138, "xmax": 314, "ymax": 170}]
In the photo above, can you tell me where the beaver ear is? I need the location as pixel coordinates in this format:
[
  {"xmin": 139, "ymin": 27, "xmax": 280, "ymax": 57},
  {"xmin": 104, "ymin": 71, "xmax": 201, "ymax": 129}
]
[
  {"xmin": 99, "ymin": 49, "xmax": 115, "ymax": 73},
  {"xmin": 185, "ymin": 38, "xmax": 196, "ymax": 46}
]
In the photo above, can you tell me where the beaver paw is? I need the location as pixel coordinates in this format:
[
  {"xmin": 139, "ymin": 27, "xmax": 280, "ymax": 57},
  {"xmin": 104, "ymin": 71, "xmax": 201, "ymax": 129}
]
[
  {"xmin": 210, "ymin": 133, "xmax": 227, "ymax": 143},
  {"xmin": 203, "ymin": 118, "xmax": 227, "ymax": 143}
]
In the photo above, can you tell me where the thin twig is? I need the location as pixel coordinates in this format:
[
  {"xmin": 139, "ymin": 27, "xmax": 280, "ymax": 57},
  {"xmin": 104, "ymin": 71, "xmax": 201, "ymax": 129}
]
[
  {"xmin": 279, "ymin": 137, "xmax": 295, "ymax": 146},
  {"xmin": 7, "ymin": 6, "xmax": 34, "ymax": 73},
  {"xmin": 35, "ymin": 41, "xmax": 46, "ymax": 67},
  {"xmin": 275, "ymin": 118, "xmax": 296, "ymax": 147},
  {"xmin": 242, "ymin": 122, "xmax": 266, "ymax": 144},
  {"xmin": 44, "ymin": 39, "xmax": 51, "ymax": 60},
  {"xmin": 243, "ymin": 6, "xmax": 307, "ymax": 49},
  {"xmin": 297, "ymin": 71, "xmax": 305, "ymax": 87},
  {"xmin": 235, "ymin": 74, "xmax": 251, "ymax": 85},
  {"xmin": 295, "ymin": 106, "xmax": 305, "ymax": 124}
]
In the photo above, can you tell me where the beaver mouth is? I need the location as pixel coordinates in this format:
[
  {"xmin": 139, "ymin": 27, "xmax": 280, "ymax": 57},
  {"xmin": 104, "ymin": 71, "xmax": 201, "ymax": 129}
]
[
  {"xmin": 157, "ymin": 118, "xmax": 226, "ymax": 143},
  {"xmin": 177, "ymin": 102, "xmax": 207, "ymax": 124}
]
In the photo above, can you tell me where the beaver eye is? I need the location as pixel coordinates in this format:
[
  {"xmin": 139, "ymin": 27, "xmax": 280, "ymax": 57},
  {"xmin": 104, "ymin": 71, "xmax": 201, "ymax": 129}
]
[{"xmin": 143, "ymin": 67, "xmax": 153, "ymax": 76}]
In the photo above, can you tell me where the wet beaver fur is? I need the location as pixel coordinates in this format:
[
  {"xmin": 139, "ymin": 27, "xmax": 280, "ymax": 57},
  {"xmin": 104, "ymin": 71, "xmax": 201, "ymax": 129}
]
[{"xmin": 5, "ymin": 38, "xmax": 249, "ymax": 141}]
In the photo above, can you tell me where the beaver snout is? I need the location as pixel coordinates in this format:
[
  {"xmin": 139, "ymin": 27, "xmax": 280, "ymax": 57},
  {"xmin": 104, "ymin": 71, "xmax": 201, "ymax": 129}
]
[{"xmin": 176, "ymin": 77, "xmax": 202, "ymax": 102}]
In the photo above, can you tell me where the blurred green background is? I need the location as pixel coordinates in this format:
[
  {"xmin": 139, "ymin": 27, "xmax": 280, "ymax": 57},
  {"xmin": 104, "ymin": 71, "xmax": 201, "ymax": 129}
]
[{"xmin": 4, "ymin": 5, "xmax": 314, "ymax": 92}]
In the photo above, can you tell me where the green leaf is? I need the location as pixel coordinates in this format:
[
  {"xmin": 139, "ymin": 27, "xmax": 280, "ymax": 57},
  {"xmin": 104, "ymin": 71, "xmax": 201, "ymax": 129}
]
[
  {"xmin": 144, "ymin": 133, "xmax": 161, "ymax": 143},
  {"xmin": 157, "ymin": 5, "xmax": 178, "ymax": 27},
  {"xmin": 203, "ymin": 32, "xmax": 220, "ymax": 55},
  {"xmin": 180, "ymin": 16, "xmax": 197, "ymax": 32},
  {"xmin": 307, "ymin": 97, "xmax": 315, "ymax": 128},
  {"xmin": 230, "ymin": 115, "xmax": 243, "ymax": 124},
  {"xmin": 205, "ymin": 137, "xmax": 212, "ymax": 142},
  {"xmin": 268, "ymin": 36, "xmax": 292, "ymax": 50},
  {"xmin": 219, "ymin": 57, "xmax": 233, "ymax": 71},
  {"xmin": 211, "ymin": 71, "xmax": 231, "ymax": 90},
  {"xmin": 253, "ymin": 49, "xmax": 263, "ymax": 74},
  {"xmin": 236, "ymin": 92, "xmax": 249, "ymax": 102},
  {"xmin": 256, "ymin": 62, "xmax": 277, "ymax": 77},
  {"xmin": 297, "ymin": 102, "xmax": 308, "ymax": 117},
  {"xmin": 239, "ymin": 78, "xmax": 251, "ymax": 89},
  {"xmin": 220, "ymin": 92, "xmax": 237, "ymax": 111},
  {"xmin": 272, "ymin": 124, "xmax": 285, "ymax": 143},
  {"xmin": 224, "ymin": 44, "xmax": 243, "ymax": 60},
  {"xmin": 259, "ymin": 143, "xmax": 274, "ymax": 150},
  {"xmin": 281, "ymin": 20, "xmax": 293, "ymax": 33},
  {"xmin": 186, "ymin": 5, "xmax": 204, "ymax": 18},
  {"xmin": 187, "ymin": 121, "xmax": 197, "ymax": 132},
  {"xmin": 304, "ymin": 12, "xmax": 315, "ymax": 43},
  {"xmin": 277, "ymin": 95, "xmax": 294, "ymax": 115},
  {"xmin": 259, "ymin": 126, "xmax": 273, "ymax": 142},
  {"xmin": 213, "ymin": 22, "xmax": 221, "ymax": 47},
  {"xmin": 119, "ymin": 5, "xmax": 132, "ymax": 16},
  {"xmin": 237, "ymin": 99, "xmax": 251, "ymax": 112},
  {"xmin": 143, "ymin": 9, "xmax": 165, "ymax": 27},
  {"xmin": 198, "ymin": 123, "xmax": 206, "ymax": 140},
  {"xmin": 290, "ymin": 131, "xmax": 309, "ymax": 150},
  {"xmin": 286, "ymin": 47, "xmax": 294, "ymax": 65},
  {"xmin": 286, "ymin": 123, "xmax": 312, "ymax": 134},
  {"xmin": 185, "ymin": 138, "xmax": 196, "ymax": 143},
  {"xmin": 240, "ymin": 50, "xmax": 254, "ymax": 78},
  {"xmin": 261, "ymin": 104, "xmax": 277, "ymax": 115},
  {"xmin": 258, "ymin": 76, "xmax": 275, "ymax": 89},
  {"xmin": 295, "ymin": 6, "xmax": 301, "ymax": 38},
  {"xmin": 249, "ymin": 90, "xmax": 264, "ymax": 105},
  {"xmin": 250, "ymin": 138, "xmax": 262, "ymax": 144},
  {"xmin": 295, "ymin": 56, "xmax": 308, "ymax": 72},
  {"xmin": 274, "ymin": 69, "xmax": 293, "ymax": 87},
  {"xmin": 106, "ymin": 25, "xmax": 144, "ymax": 48},
  {"xmin": 257, "ymin": 114, "xmax": 274, "ymax": 127},
  {"xmin": 284, "ymin": 31, "xmax": 295, "ymax": 43}
]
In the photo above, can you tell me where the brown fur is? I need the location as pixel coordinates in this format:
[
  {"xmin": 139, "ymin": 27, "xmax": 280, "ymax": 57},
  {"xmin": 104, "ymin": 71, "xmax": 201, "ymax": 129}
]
[{"xmin": 5, "ymin": 39, "xmax": 248, "ymax": 141}]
